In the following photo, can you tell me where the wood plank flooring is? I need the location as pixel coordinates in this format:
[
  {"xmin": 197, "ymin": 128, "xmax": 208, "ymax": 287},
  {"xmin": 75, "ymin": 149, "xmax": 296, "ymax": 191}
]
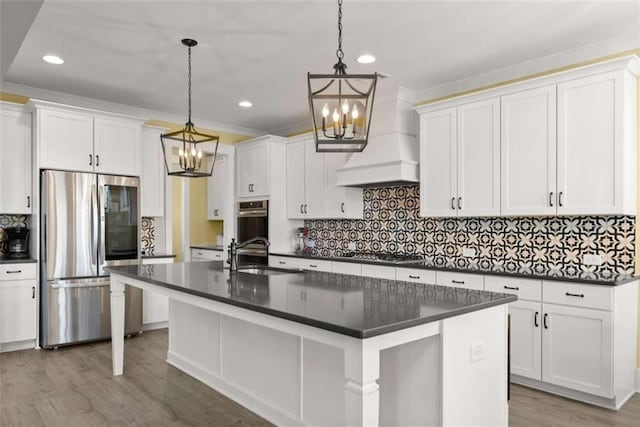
[{"xmin": 1, "ymin": 329, "xmax": 638, "ymax": 426}]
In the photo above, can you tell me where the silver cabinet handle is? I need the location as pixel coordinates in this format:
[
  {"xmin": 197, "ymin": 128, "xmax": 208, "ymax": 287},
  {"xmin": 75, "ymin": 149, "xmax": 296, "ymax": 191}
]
[
  {"xmin": 341, "ymin": 202, "xmax": 345, "ymax": 213},
  {"xmin": 558, "ymin": 191, "xmax": 564, "ymax": 207},
  {"xmin": 549, "ymin": 192, "xmax": 554, "ymax": 207},
  {"xmin": 89, "ymin": 154, "xmax": 93, "ymax": 166},
  {"xmin": 457, "ymin": 197, "xmax": 462, "ymax": 210},
  {"xmin": 27, "ymin": 196, "xmax": 30, "ymax": 208},
  {"xmin": 96, "ymin": 154, "xmax": 100, "ymax": 167},
  {"xmin": 451, "ymin": 197, "xmax": 455, "ymax": 210}
]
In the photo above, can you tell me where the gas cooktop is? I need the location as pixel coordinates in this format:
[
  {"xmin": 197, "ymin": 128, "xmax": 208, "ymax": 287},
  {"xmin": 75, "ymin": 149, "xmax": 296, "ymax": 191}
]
[{"xmin": 339, "ymin": 252, "xmax": 425, "ymax": 265}]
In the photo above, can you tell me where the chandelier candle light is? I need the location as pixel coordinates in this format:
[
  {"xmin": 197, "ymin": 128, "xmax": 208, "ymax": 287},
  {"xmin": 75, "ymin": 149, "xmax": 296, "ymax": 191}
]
[
  {"xmin": 161, "ymin": 38, "xmax": 220, "ymax": 177},
  {"xmin": 307, "ymin": 0, "xmax": 378, "ymax": 152}
]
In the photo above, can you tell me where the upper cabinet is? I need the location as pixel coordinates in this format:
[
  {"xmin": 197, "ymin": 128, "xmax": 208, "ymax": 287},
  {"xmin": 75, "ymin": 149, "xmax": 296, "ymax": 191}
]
[
  {"xmin": 417, "ymin": 56, "xmax": 638, "ymax": 217},
  {"xmin": 140, "ymin": 125, "xmax": 166, "ymax": 217},
  {"xmin": 207, "ymin": 156, "xmax": 227, "ymax": 220},
  {"xmin": 286, "ymin": 135, "xmax": 363, "ymax": 219},
  {"xmin": 33, "ymin": 101, "xmax": 144, "ymax": 176},
  {"xmin": 235, "ymin": 136, "xmax": 287, "ymax": 199},
  {"xmin": 0, "ymin": 103, "xmax": 32, "ymax": 214},
  {"xmin": 419, "ymin": 98, "xmax": 500, "ymax": 217}
]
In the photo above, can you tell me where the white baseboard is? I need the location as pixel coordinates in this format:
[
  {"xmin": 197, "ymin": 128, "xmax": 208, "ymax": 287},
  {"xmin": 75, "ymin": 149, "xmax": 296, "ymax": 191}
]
[
  {"xmin": 142, "ymin": 321, "xmax": 168, "ymax": 331},
  {"xmin": 0, "ymin": 339, "xmax": 36, "ymax": 353}
]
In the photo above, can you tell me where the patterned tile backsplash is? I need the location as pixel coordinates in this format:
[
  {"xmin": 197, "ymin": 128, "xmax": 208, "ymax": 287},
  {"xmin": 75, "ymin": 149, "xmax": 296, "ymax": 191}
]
[
  {"xmin": 305, "ymin": 185, "xmax": 636, "ymax": 276},
  {"xmin": 0, "ymin": 214, "xmax": 30, "ymax": 255},
  {"xmin": 141, "ymin": 217, "xmax": 156, "ymax": 254}
]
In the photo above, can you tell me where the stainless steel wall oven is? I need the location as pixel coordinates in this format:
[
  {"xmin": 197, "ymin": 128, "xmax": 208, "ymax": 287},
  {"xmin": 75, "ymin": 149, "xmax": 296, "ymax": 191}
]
[{"xmin": 236, "ymin": 200, "xmax": 269, "ymax": 262}]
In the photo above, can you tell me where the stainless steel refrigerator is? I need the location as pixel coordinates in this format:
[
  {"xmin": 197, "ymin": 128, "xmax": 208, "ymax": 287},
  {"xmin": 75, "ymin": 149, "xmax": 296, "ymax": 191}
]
[{"xmin": 40, "ymin": 170, "xmax": 142, "ymax": 348}]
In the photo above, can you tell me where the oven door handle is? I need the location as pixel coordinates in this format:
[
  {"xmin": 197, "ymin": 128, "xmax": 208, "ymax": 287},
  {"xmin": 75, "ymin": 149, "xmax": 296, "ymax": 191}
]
[{"xmin": 237, "ymin": 210, "xmax": 268, "ymax": 217}]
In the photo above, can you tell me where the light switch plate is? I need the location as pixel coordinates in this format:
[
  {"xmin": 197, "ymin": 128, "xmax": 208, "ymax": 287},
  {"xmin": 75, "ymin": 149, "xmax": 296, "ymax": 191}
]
[
  {"xmin": 348, "ymin": 242, "xmax": 356, "ymax": 251},
  {"xmin": 471, "ymin": 341, "xmax": 486, "ymax": 362},
  {"xmin": 583, "ymin": 254, "xmax": 603, "ymax": 266},
  {"xmin": 462, "ymin": 247, "xmax": 476, "ymax": 258}
]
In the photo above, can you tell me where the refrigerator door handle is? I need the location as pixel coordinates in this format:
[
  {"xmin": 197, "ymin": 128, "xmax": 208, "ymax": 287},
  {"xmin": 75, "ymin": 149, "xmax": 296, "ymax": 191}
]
[
  {"xmin": 91, "ymin": 179, "xmax": 99, "ymax": 271},
  {"xmin": 98, "ymin": 178, "xmax": 106, "ymax": 270}
]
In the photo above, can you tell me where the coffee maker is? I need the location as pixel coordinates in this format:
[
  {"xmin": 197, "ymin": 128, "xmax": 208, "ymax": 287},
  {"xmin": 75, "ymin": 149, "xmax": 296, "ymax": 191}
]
[{"xmin": 5, "ymin": 226, "xmax": 29, "ymax": 259}]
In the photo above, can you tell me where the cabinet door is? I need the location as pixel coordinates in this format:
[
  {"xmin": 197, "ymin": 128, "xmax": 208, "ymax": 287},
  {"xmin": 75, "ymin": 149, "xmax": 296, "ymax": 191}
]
[
  {"xmin": 509, "ymin": 300, "xmax": 542, "ymax": 380},
  {"xmin": 0, "ymin": 108, "xmax": 32, "ymax": 214},
  {"xmin": 235, "ymin": 144, "xmax": 254, "ymax": 197},
  {"xmin": 419, "ymin": 108, "xmax": 457, "ymax": 217},
  {"xmin": 208, "ymin": 157, "xmax": 226, "ymax": 220},
  {"xmin": 324, "ymin": 152, "xmax": 348, "ymax": 218},
  {"xmin": 0, "ymin": 281, "xmax": 36, "ymax": 343},
  {"xmin": 557, "ymin": 71, "xmax": 622, "ymax": 214},
  {"xmin": 542, "ymin": 304, "xmax": 613, "ymax": 398},
  {"xmin": 286, "ymin": 141, "xmax": 306, "ymax": 218},
  {"xmin": 140, "ymin": 126, "xmax": 165, "ymax": 217},
  {"xmin": 501, "ymin": 86, "xmax": 557, "ymax": 215},
  {"xmin": 94, "ymin": 117, "xmax": 141, "ymax": 176},
  {"xmin": 304, "ymin": 142, "xmax": 325, "ymax": 217},
  {"xmin": 39, "ymin": 108, "xmax": 94, "ymax": 172},
  {"xmin": 456, "ymin": 97, "xmax": 500, "ymax": 216},
  {"xmin": 251, "ymin": 141, "xmax": 270, "ymax": 197}
]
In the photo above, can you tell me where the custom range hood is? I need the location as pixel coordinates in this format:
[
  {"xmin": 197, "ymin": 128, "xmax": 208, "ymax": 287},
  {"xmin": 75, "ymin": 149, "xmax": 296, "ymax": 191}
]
[{"xmin": 335, "ymin": 88, "xmax": 419, "ymax": 187}]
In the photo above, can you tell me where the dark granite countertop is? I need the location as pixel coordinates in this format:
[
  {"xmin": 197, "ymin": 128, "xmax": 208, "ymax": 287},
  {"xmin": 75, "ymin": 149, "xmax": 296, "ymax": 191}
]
[
  {"xmin": 0, "ymin": 256, "xmax": 37, "ymax": 264},
  {"xmin": 109, "ymin": 261, "xmax": 516, "ymax": 338},
  {"xmin": 269, "ymin": 252, "xmax": 637, "ymax": 286},
  {"xmin": 191, "ymin": 245, "xmax": 224, "ymax": 251}
]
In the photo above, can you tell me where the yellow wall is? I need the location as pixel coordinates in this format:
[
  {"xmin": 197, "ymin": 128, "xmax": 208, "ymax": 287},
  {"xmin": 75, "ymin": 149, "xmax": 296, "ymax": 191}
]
[{"xmin": 637, "ymin": 76, "xmax": 640, "ymax": 368}]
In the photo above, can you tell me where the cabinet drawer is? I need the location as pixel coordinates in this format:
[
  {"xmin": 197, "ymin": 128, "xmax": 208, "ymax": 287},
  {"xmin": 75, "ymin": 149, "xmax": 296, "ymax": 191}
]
[
  {"xmin": 361, "ymin": 264, "xmax": 395, "ymax": 280},
  {"xmin": 331, "ymin": 261, "xmax": 362, "ymax": 276},
  {"xmin": 190, "ymin": 248, "xmax": 223, "ymax": 261},
  {"xmin": 543, "ymin": 281, "xmax": 612, "ymax": 311},
  {"xmin": 436, "ymin": 272, "xmax": 484, "ymax": 290},
  {"xmin": 485, "ymin": 276, "xmax": 542, "ymax": 301},
  {"xmin": 0, "ymin": 264, "xmax": 36, "ymax": 281},
  {"xmin": 298, "ymin": 259, "xmax": 332, "ymax": 272},
  {"xmin": 396, "ymin": 268, "xmax": 436, "ymax": 284},
  {"xmin": 142, "ymin": 257, "xmax": 174, "ymax": 265},
  {"xmin": 269, "ymin": 256, "xmax": 300, "ymax": 269}
]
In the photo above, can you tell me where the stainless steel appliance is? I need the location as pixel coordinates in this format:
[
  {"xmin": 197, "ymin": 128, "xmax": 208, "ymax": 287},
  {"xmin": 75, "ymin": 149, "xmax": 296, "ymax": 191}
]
[
  {"xmin": 236, "ymin": 200, "xmax": 269, "ymax": 262},
  {"xmin": 5, "ymin": 226, "xmax": 30, "ymax": 258},
  {"xmin": 40, "ymin": 170, "xmax": 142, "ymax": 348},
  {"xmin": 339, "ymin": 252, "xmax": 426, "ymax": 264}
]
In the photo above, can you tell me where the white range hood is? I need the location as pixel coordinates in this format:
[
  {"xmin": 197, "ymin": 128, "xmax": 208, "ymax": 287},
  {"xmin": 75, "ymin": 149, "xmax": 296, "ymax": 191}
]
[{"xmin": 335, "ymin": 88, "xmax": 419, "ymax": 187}]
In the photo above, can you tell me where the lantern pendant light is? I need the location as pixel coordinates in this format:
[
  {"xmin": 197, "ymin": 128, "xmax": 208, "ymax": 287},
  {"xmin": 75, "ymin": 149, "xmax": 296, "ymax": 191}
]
[
  {"xmin": 161, "ymin": 38, "xmax": 220, "ymax": 177},
  {"xmin": 307, "ymin": 0, "xmax": 378, "ymax": 153}
]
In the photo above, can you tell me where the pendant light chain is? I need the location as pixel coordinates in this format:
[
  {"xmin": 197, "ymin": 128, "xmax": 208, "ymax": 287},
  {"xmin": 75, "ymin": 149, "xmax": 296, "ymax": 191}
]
[
  {"xmin": 336, "ymin": 0, "xmax": 344, "ymax": 60},
  {"xmin": 187, "ymin": 44, "xmax": 192, "ymax": 125}
]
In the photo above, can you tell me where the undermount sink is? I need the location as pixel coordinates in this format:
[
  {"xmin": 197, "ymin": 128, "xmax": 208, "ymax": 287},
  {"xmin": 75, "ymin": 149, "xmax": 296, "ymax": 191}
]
[{"xmin": 236, "ymin": 265, "xmax": 303, "ymax": 276}]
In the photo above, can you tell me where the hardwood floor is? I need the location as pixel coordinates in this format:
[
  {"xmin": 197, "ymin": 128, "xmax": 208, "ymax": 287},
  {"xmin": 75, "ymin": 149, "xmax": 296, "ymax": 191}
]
[{"xmin": 1, "ymin": 329, "xmax": 638, "ymax": 426}]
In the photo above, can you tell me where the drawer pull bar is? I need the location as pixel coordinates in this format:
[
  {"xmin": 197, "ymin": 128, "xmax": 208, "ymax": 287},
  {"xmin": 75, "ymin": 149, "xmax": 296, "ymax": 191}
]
[
  {"xmin": 543, "ymin": 313, "xmax": 549, "ymax": 329},
  {"xmin": 278, "ymin": 261, "xmax": 286, "ymax": 265},
  {"xmin": 408, "ymin": 275, "xmax": 420, "ymax": 279},
  {"xmin": 534, "ymin": 311, "xmax": 539, "ymax": 327},
  {"xmin": 32, "ymin": 286, "xmax": 35, "ymax": 299},
  {"xmin": 565, "ymin": 292, "xmax": 584, "ymax": 298},
  {"xmin": 6, "ymin": 270, "xmax": 22, "ymax": 274},
  {"xmin": 451, "ymin": 280, "xmax": 465, "ymax": 284},
  {"xmin": 309, "ymin": 264, "xmax": 318, "ymax": 268},
  {"xmin": 504, "ymin": 285, "xmax": 520, "ymax": 291}
]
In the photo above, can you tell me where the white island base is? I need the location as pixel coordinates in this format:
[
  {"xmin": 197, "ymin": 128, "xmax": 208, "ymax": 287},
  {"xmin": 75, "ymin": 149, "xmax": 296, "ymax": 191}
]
[{"xmin": 110, "ymin": 273, "xmax": 509, "ymax": 426}]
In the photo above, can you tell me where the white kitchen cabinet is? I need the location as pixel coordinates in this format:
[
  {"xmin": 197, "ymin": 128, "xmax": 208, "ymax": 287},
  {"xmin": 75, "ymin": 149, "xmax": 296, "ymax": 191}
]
[
  {"xmin": 298, "ymin": 258, "xmax": 332, "ymax": 272},
  {"xmin": 501, "ymin": 85, "xmax": 557, "ymax": 215},
  {"xmin": 0, "ymin": 263, "xmax": 37, "ymax": 350},
  {"xmin": 38, "ymin": 107, "xmax": 94, "ymax": 172},
  {"xmin": 141, "ymin": 257, "xmax": 173, "ymax": 328},
  {"xmin": 541, "ymin": 304, "xmax": 613, "ymax": 398},
  {"xmin": 140, "ymin": 126, "xmax": 166, "ymax": 217},
  {"xmin": 93, "ymin": 116, "xmax": 141, "ymax": 176},
  {"xmin": 34, "ymin": 102, "xmax": 144, "ymax": 176},
  {"xmin": 236, "ymin": 139, "xmax": 270, "ymax": 198},
  {"xmin": 268, "ymin": 256, "xmax": 300, "ymax": 270},
  {"xmin": 361, "ymin": 264, "xmax": 396, "ymax": 280},
  {"xmin": 191, "ymin": 248, "xmax": 224, "ymax": 262},
  {"xmin": 436, "ymin": 271, "xmax": 484, "ymax": 290},
  {"xmin": 324, "ymin": 152, "xmax": 363, "ymax": 219},
  {"xmin": 207, "ymin": 156, "xmax": 227, "ymax": 220},
  {"xmin": 0, "ymin": 103, "xmax": 32, "ymax": 214},
  {"xmin": 286, "ymin": 137, "xmax": 326, "ymax": 219},
  {"xmin": 509, "ymin": 300, "xmax": 542, "ymax": 380},
  {"xmin": 456, "ymin": 97, "xmax": 500, "ymax": 216},
  {"xmin": 557, "ymin": 70, "xmax": 635, "ymax": 215},
  {"xmin": 331, "ymin": 261, "xmax": 362, "ymax": 276}
]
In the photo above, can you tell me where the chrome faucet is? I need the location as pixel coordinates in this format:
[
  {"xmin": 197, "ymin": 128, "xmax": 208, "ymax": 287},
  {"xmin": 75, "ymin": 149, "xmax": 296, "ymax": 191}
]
[{"xmin": 227, "ymin": 237, "xmax": 270, "ymax": 272}]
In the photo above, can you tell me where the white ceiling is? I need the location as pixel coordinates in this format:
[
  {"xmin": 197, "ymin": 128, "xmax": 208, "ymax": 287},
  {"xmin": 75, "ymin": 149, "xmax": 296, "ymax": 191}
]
[{"xmin": 1, "ymin": 0, "xmax": 638, "ymax": 135}]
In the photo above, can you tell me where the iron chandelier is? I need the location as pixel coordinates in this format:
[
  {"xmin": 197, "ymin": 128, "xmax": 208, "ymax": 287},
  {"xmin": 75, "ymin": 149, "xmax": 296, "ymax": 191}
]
[
  {"xmin": 161, "ymin": 38, "xmax": 220, "ymax": 177},
  {"xmin": 307, "ymin": 0, "xmax": 378, "ymax": 153}
]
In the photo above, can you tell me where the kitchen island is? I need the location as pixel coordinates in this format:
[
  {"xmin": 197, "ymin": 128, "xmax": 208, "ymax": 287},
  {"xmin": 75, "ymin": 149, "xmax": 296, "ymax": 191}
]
[{"xmin": 109, "ymin": 261, "xmax": 516, "ymax": 426}]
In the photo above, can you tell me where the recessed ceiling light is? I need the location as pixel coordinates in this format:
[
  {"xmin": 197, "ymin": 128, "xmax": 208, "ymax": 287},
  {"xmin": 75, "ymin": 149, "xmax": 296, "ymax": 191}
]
[
  {"xmin": 42, "ymin": 55, "xmax": 64, "ymax": 65},
  {"xmin": 238, "ymin": 100, "xmax": 253, "ymax": 108},
  {"xmin": 357, "ymin": 54, "xmax": 376, "ymax": 64}
]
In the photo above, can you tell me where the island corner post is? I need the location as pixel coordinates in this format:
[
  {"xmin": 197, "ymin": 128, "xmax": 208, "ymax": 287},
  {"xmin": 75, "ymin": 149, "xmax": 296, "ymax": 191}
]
[{"xmin": 109, "ymin": 268, "xmax": 510, "ymax": 426}]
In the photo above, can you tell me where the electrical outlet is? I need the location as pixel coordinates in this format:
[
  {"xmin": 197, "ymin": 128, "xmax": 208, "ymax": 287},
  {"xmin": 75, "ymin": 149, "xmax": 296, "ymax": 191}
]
[
  {"xmin": 583, "ymin": 254, "xmax": 603, "ymax": 266},
  {"xmin": 470, "ymin": 341, "xmax": 486, "ymax": 363},
  {"xmin": 348, "ymin": 242, "xmax": 356, "ymax": 251},
  {"xmin": 462, "ymin": 247, "xmax": 476, "ymax": 258}
]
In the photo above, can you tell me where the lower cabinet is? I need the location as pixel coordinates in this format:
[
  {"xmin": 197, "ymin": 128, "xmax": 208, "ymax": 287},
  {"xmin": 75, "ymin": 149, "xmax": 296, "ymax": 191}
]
[
  {"xmin": 141, "ymin": 257, "xmax": 173, "ymax": 328},
  {"xmin": 508, "ymin": 300, "xmax": 542, "ymax": 380},
  {"xmin": 0, "ymin": 264, "xmax": 37, "ymax": 350},
  {"xmin": 191, "ymin": 248, "xmax": 224, "ymax": 262}
]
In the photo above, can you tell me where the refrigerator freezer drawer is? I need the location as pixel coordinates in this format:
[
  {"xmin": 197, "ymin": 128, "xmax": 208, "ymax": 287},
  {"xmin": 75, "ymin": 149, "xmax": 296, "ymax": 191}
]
[{"xmin": 41, "ymin": 279, "xmax": 142, "ymax": 348}]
